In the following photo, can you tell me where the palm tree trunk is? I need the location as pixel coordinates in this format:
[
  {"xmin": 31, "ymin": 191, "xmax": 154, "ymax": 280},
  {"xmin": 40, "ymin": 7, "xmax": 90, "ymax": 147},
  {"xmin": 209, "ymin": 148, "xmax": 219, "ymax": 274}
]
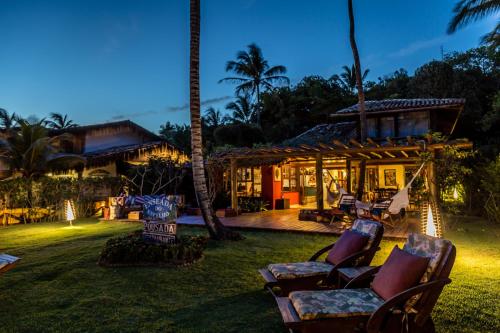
[
  {"xmin": 348, "ymin": 0, "xmax": 367, "ymax": 142},
  {"xmin": 189, "ymin": 0, "xmax": 241, "ymax": 240},
  {"xmin": 348, "ymin": 0, "xmax": 367, "ymax": 200},
  {"xmin": 256, "ymin": 84, "xmax": 261, "ymax": 127}
]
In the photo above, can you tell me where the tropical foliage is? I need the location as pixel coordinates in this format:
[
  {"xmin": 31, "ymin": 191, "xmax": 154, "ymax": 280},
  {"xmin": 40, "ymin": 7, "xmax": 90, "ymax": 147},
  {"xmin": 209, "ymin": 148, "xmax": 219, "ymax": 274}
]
[
  {"xmin": 46, "ymin": 112, "xmax": 78, "ymax": 129},
  {"xmin": 219, "ymin": 43, "xmax": 289, "ymax": 125},
  {"xmin": 0, "ymin": 119, "xmax": 84, "ymax": 179},
  {"xmin": 448, "ymin": 0, "xmax": 500, "ymax": 47}
]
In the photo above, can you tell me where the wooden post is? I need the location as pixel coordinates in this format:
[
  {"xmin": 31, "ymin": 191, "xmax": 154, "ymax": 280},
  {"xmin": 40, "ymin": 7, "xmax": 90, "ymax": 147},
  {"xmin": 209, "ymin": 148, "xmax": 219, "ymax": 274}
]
[
  {"xmin": 316, "ymin": 154, "xmax": 323, "ymax": 210},
  {"xmin": 356, "ymin": 159, "xmax": 366, "ymax": 201},
  {"xmin": 428, "ymin": 151, "xmax": 439, "ymax": 202},
  {"xmin": 346, "ymin": 159, "xmax": 352, "ymax": 193},
  {"xmin": 230, "ymin": 159, "xmax": 238, "ymax": 212}
]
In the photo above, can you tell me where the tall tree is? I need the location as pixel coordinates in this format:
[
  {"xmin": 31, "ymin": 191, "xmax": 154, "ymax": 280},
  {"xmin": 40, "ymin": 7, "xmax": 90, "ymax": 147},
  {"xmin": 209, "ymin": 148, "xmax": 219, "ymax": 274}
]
[
  {"xmin": 226, "ymin": 94, "xmax": 254, "ymax": 124},
  {"xmin": 332, "ymin": 65, "xmax": 370, "ymax": 95},
  {"xmin": 203, "ymin": 107, "xmax": 229, "ymax": 128},
  {"xmin": 447, "ymin": 0, "xmax": 500, "ymax": 47},
  {"xmin": 347, "ymin": 0, "xmax": 368, "ymax": 200},
  {"xmin": 0, "ymin": 108, "xmax": 18, "ymax": 131},
  {"xmin": 46, "ymin": 113, "xmax": 78, "ymax": 129},
  {"xmin": 189, "ymin": 0, "xmax": 239, "ymax": 240},
  {"xmin": 219, "ymin": 43, "xmax": 289, "ymax": 125}
]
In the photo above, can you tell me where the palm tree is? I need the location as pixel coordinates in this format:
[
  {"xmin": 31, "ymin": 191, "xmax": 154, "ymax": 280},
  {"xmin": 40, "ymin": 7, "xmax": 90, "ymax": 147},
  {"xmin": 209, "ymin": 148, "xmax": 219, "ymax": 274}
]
[
  {"xmin": 203, "ymin": 107, "xmax": 229, "ymax": 128},
  {"xmin": 447, "ymin": 0, "xmax": 500, "ymax": 47},
  {"xmin": 46, "ymin": 113, "xmax": 78, "ymax": 130},
  {"xmin": 332, "ymin": 65, "xmax": 370, "ymax": 94},
  {"xmin": 226, "ymin": 94, "xmax": 254, "ymax": 124},
  {"xmin": 0, "ymin": 108, "xmax": 18, "ymax": 132},
  {"xmin": 347, "ymin": 0, "xmax": 368, "ymax": 201},
  {"xmin": 0, "ymin": 119, "xmax": 84, "ymax": 207},
  {"xmin": 0, "ymin": 119, "xmax": 83, "ymax": 179},
  {"xmin": 189, "ymin": 0, "xmax": 238, "ymax": 240},
  {"xmin": 219, "ymin": 43, "xmax": 289, "ymax": 125}
]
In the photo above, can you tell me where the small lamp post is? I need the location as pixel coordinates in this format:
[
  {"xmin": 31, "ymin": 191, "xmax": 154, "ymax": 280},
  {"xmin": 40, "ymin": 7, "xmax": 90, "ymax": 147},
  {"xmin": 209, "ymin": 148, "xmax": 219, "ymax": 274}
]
[
  {"xmin": 420, "ymin": 200, "xmax": 442, "ymax": 238},
  {"xmin": 65, "ymin": 200, "xmax": 76, "ymax": 227}
]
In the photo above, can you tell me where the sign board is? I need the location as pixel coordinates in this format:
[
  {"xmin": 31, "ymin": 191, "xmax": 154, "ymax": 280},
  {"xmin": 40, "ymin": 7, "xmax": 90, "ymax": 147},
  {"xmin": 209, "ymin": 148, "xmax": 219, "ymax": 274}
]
[
  {"xmin": 143, "ymin": 196, "xmax": 177, "ymax": 221},
  {"xmin": 142, "ymin": 221, "xmax": 176, "ymax": 244}
]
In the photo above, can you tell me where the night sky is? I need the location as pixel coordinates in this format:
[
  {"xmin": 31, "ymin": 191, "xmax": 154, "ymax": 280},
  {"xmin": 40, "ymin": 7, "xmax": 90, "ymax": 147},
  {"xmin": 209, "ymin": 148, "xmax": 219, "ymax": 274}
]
[{"xmin": 0, "ymin": 0, "xmax": 496, "ymax": 131}]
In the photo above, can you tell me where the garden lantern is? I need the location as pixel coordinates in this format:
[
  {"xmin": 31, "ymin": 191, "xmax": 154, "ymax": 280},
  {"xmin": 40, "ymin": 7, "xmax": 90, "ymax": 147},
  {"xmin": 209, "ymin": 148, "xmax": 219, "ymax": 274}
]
[
  {"xmin": 65, "ymin": 200, "xmax": 76, "ymax": 227},
  {"xmin": 420, "ymin": 200, "xmax": 442, "ymax": 238}
]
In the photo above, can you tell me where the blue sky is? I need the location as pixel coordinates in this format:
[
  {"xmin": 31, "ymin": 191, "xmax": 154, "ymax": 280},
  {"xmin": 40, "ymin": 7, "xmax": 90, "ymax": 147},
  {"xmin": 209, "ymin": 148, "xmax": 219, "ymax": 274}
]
[{"xmin": 0, "ymin": 0, "xmax": 497, "ymax": 132}]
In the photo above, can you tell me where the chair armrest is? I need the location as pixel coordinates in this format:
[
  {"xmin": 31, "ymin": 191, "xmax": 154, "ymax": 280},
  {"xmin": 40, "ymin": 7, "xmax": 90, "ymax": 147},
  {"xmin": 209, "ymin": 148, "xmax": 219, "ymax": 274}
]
[
  {"xmin": 324, "ymin": 248, "xmax": 379, "ymax": 284},
  {"xmin": 308, "ymin": 243, "xmax": 335, "ymax": 261},
  {"xmin": 344, "ymin": 265, "xmax": 381, "ymax": 288},
  {"xmin": 366, "ymin": 278, "xmax": 451, "ymax": 333}
]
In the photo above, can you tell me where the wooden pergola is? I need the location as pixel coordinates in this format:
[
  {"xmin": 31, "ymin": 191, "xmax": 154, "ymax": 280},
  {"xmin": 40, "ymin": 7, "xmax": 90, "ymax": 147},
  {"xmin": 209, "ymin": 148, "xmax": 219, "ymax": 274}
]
[{"xmin": 210, "ymin": 136, "xmax": 472, "ymax": 212}]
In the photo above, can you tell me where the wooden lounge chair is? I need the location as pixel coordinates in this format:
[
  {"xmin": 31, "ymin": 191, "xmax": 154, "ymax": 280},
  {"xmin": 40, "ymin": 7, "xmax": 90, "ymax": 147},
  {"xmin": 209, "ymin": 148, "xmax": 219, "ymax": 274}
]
[
  {"xmin": 259, "ymin": 219, "xmax": 384, "ymax": 296},
  {"xmin": 275, "ymin": 233, "xmax": 456, "ymax": 333},
  {"xmin": 368, "ymin": 199, "xmax": 407, "ymax": 229},
  {"xmin": 0, "ymin": 253, "xmax": 20, "ymax": 274},
  {"xmin": 329, "ymin": 193, "xmax": 357, "ymax": 222}
]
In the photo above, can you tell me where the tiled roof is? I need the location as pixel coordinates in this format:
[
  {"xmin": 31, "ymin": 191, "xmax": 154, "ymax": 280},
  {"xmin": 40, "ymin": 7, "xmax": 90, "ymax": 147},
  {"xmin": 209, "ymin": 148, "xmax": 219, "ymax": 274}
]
[
  {"xmin": 284, "ymin": 122, "xmax": 357, "ymax": 147},
  {"xmin": 333, "ymin": 98, "xmax": 465, "ymax": 115}
]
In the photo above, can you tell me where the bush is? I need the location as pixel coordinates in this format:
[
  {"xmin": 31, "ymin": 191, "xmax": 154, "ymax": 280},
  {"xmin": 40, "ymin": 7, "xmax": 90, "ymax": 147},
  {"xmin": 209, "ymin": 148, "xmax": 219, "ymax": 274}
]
[{"xmin": 97, "ymin": 231, "xmax": 208, "ymax": 267}]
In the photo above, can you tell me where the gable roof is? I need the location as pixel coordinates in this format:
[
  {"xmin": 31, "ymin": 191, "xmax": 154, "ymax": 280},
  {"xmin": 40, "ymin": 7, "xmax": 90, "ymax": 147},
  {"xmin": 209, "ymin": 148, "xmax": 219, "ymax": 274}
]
[
  {"xmin": 330, "ymin": 98, "xmax": 465, "ymax": 118},
  {"xmin": 50, "ymin": 120, "xmax": 161, "ymax": 141}
]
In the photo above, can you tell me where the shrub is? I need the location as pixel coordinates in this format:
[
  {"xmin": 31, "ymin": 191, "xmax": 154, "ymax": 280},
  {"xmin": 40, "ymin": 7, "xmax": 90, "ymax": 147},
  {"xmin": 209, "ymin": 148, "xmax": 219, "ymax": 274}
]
[{"xmin": 97, "ymin": 231, "xmax": 208, "ymax": 267}]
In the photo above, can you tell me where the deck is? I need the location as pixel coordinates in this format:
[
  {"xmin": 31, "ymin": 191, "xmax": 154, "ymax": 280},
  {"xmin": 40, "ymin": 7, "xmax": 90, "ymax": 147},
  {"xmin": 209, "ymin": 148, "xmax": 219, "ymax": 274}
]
[{"xmin": 177, "ymin": 209, "xmax": 417, "ymax": 240}]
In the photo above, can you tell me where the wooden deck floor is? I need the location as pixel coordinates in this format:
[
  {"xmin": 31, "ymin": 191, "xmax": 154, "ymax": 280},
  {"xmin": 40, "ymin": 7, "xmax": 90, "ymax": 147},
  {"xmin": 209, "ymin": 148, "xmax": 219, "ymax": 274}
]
[{"xmin": 177, "ymin": 209, "xmax": 417, "ymax": 240}]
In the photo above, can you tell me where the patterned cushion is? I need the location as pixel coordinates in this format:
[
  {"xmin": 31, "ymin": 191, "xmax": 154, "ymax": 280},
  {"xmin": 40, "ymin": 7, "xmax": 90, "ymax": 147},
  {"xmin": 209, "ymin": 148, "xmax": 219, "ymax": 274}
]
[
  {"xmin": 352, "ymin": 219, "xmax": 382, "ymax": 249},
  {"xmin": 268, "ymin": 261, "xmax": 333, "ymax": 280},
  {"xmin": 290, "ymin": 288, "xmax": 384, "ymax": 320},
  {"xmin": 403, "ymin": 233, "xmax": 451, "ymax": 283},
  {"xmin": 338, "ymin": 266, "xmax": 377, "ymax": 280}
]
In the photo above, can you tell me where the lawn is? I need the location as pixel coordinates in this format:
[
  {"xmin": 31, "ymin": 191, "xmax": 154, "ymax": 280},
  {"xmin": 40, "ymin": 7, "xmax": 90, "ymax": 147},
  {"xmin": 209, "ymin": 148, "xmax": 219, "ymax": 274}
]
[{"xmin": 0, "ymin": 217, "xmax": 499, "ymax": 333}]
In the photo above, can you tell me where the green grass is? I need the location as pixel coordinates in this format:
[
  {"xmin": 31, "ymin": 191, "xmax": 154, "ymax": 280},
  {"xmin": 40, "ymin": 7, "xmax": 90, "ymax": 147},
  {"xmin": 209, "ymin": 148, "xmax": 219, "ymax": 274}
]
[{"xmin": 0, "ymin": 217, "xmax": 499, "ymax": 333}]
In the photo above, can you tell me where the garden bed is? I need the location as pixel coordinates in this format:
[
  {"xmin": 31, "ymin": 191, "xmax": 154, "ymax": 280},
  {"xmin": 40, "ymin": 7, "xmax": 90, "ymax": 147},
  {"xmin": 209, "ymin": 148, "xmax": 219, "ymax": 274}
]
[{"xmin": 98, "ymin": 231, "xmax": 207, "ymax": 267}]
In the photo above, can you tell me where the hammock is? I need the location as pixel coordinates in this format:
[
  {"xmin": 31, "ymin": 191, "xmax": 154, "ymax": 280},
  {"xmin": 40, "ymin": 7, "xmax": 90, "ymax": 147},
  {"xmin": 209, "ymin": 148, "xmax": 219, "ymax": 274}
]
[
  {"xmin": 325, "ymin": 170, "xmax": 348, "ymax": 205},
  {"xmin": 387, "ymin": 161, "xmax": 427, "ymax": 214}
]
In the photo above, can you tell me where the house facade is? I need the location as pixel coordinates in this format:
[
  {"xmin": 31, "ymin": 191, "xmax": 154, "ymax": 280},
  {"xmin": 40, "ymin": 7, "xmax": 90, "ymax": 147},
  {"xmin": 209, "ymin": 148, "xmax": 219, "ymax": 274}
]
[
  {"xmin": 211, "ymin": 98, "xmax": 471, "ymax": 211},
  {"xmin": 50, "ymin": 120, "xmax": 189, "ymax": 178}
]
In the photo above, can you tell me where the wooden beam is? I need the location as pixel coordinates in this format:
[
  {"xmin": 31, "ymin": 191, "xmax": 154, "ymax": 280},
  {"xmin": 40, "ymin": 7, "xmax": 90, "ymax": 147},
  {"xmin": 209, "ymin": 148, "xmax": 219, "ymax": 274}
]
[
  {"xmin": 357, "ymin": 152, "xmax": 371, "ymax": 159},
  {"xmin": 346, "ymin": 159, "xmax": 352, "ymax": 193},
  {"xmin": 315, "ymin": 154, "xmax": 324, "ymax": 210},
  {"xmin": 386, "ymin": 137, "xmax": 396, "ymax": 146},
  {"xmin": 384, "ymin": 151, "xmax": 396, "ymax": 158},
  {"xmin": 333, "ymin": 140, "xmax": 349, "ymax": 149},
  {"xmin": 318, "ymin": 142, "xmax": 335, "ymax": 150},
  {"xmin": 370, "ymin": 152, "xmax": 383, "ymax": 159},
  {"xmin": 400, "ymin": 150, "xmax": 409, "ymax": 158},
  {"xmin": 230, "ymin": 159, "xmax": 238, "ymax": 212},
  {"xmin": 367, "ymin": 138, "xmax": 380, "ymax": 147},
  {"xmin": 349, "ymin": 138, "xmax": 364, "ymax": 148},
  {"xmin": 300, "ymin": 144, "xmax": 320, "ymax": 152}
]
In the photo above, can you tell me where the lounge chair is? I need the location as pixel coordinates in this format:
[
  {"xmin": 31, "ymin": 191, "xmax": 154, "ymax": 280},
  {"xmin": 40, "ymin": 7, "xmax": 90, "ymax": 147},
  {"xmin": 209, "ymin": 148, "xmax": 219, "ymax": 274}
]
[
  {"xmin": 0, "ymin": 253, "xmax": 20, "ymax": 274},
  {"xmin": 370, "ymin": 199, "xmax": 407, "ymax": 228},
  {"xmin": 259, "ymin": 219, "xmax": 384, "ymax": 296},
  {"xmin": 275, "ymin": 233, "xmax": 456, "ymax": 333},
  {"xmin": 330, "ymin": 194, "xmax": 356, "ymax": 220}
]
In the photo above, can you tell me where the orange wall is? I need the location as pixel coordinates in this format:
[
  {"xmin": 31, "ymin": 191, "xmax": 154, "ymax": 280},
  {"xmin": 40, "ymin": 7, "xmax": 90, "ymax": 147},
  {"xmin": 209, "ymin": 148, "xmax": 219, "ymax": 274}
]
[
  {"xmin": 283, "ymin": 192, "xmax": 299, "ymax": 205},
  {"xmin": 262, "ymin": 166, "xmax": 283, "ymax": 209}
]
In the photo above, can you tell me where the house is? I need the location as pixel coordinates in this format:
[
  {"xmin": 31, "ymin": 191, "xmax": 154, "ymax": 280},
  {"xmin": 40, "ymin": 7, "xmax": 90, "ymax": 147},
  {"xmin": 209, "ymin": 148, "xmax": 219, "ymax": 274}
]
[
  {"xmin": 50, "ymin": 120, "xmax": 189, "ymax": 177},
  {"xmin": 211, "ymin": 98, "xmax": 472, "ymax": 211}
]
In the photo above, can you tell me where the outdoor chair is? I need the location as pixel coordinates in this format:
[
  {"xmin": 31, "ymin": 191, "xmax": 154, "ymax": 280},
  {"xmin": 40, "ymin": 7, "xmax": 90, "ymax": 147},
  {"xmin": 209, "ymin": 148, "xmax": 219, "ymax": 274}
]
[
  {"xmin": 259, "ymin": 219, "xmax": 384, "ymax": 296},
  {"xmin": 329, "ymin": 193, "xmax": 357, "ymax": 221},
  {"xmin": 369, "ymin": 199, "xmax": 407, "ymax": 228},
  {"xmin": 0, "ymin": 253, "xmax": 20, "ymax": 274},
  {"xmin": 275, "ymin": 233, "xmax": 456, "ymax": 333}
]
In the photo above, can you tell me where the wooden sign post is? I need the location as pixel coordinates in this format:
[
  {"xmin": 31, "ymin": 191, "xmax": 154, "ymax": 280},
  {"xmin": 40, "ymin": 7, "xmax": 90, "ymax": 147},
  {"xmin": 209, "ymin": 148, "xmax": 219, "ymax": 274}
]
[{"xmin": 142, "ymin": 196, "xmax": 177, "ymax": 244}]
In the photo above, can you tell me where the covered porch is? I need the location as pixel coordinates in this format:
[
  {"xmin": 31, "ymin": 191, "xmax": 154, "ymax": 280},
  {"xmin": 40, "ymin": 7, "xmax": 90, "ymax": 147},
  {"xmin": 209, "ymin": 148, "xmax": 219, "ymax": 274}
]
[{"xmin": 211, "ymin": 134, "xmax": 472, "ymax": 214}]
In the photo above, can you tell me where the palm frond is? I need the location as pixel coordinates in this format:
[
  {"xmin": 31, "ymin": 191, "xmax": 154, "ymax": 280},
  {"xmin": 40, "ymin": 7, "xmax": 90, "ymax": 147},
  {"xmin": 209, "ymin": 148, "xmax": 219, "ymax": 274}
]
[{"xmin": 448, "ymin": 0, "xmax": 500, "ymax": 33}]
